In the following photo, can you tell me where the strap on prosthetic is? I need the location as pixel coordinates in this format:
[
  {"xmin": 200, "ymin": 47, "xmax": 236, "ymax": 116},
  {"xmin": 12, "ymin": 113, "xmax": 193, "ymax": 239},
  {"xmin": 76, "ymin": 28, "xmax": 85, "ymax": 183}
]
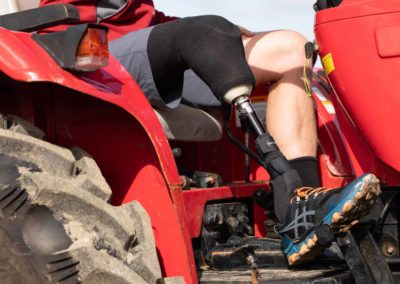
[
  {"xmin": 232, "ymin": 96, "xmax": 303, "ymax": 224},
  {"xmin": 147, "ymin": 15, "xmax": 255, "ymax": 105},
  {"xmin": 255, "ymin": 133, "xmax": 303, "ymax": 223}
]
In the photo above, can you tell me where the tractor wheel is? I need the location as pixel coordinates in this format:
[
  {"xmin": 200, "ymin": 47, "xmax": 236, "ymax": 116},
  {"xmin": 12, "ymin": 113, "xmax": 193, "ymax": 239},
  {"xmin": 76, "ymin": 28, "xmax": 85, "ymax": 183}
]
[{"xmin": 0, "ymin": 115, "xmax": 162, "ymax": 284}]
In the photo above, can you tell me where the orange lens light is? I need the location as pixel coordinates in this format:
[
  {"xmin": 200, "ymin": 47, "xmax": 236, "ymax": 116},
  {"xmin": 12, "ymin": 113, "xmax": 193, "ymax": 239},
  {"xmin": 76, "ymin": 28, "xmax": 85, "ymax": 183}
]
[{"xmin": 75, "ymin": 28, "xmax": 109, "ymax": 71}]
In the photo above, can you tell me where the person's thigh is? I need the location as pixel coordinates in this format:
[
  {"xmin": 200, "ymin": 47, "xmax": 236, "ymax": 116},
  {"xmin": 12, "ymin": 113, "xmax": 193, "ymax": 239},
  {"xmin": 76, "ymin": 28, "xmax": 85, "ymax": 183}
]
[
  {"xmin": 109, "ymin": 24, "xmax": 257, "ymax": 109},
  {"xmin": 109, "ymin": 27, "xmax": 222, "ymax": 109},
  {"xmin": 109, "ymin": 26, "xmax": 178, "ymax": 106},
  {"xmin": 181, "ymin": 70, "xmax": 221, "ymax": 108}
]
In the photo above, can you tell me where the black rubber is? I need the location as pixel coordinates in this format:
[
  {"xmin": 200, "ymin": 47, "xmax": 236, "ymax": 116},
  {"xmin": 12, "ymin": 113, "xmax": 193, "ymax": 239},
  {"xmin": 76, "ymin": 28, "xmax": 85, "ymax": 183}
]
[{"xmin": 0, "ymin": 115, "xmax": 162, "ymax": 284}]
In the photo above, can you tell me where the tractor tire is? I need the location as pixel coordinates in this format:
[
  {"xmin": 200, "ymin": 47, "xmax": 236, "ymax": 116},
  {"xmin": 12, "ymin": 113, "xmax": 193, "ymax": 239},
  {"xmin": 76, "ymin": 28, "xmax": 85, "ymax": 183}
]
[{"xmin": 0, "ymin": 115, "xmax": 162, "ymax": 284}]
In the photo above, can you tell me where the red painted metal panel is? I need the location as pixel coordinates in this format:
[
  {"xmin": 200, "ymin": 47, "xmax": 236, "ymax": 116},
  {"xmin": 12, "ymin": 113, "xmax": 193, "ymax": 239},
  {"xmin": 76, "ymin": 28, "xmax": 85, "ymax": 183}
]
[
  {"xmin": 316, "ymin": 0, "xmax": 400, "ymax": 25},
  {"xmin": 312, "ymin": 72, "xmax": 354, "ymax": 177},
  {"xmin": 315, "ymin": 0, "xmax": 400, "ymax": 175}
]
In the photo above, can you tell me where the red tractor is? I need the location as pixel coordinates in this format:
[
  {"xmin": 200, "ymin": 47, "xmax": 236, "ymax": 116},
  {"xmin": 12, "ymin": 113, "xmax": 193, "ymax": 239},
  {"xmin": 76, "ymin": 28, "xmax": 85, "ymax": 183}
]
[{"xmin": 0, "ymin": 0, "xmax": 399, "ymax": 283}]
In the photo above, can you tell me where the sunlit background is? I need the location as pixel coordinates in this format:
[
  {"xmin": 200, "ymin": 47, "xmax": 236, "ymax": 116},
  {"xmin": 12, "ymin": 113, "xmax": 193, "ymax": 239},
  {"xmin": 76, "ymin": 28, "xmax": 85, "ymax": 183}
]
[
  {"xmin": 154, "ymin": 1, "xmax": 316, "ymax": 40},
  {"xmin": 0, "ymin": 1, "xmax": 317, "ymax": 44},
  {"xmin": 0, "ymin": 0, "xmax": 320, "ymax": 66},
  {"xmin": 154, "ymin": 0, "xmax": 321, "ymax": 66},
  {"xmin": 1, "ymin": 1, "xmax": 317, "ymax": 41}
]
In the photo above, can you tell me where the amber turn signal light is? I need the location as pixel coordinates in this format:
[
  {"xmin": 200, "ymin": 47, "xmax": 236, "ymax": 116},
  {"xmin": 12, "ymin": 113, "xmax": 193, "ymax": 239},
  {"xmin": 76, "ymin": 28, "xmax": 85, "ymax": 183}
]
[{"xmin": 75, "ymin": 28, "xmax": 109, "ymax": 71}]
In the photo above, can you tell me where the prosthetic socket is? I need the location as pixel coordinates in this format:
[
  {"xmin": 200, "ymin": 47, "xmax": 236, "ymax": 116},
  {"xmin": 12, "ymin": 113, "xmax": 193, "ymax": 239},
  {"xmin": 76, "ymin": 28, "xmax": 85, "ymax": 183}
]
[{"xmin": 224, "ymin": 89, "xmax": 303, "ymax": 223}]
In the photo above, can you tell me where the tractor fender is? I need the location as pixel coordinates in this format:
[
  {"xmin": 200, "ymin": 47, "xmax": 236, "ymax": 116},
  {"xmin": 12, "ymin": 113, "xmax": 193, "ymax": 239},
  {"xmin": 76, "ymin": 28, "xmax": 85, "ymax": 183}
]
[
  {"xmin": 0, "ymin": 27, "xmax": 180, "ymax": 186},
  {"xmin": 0, "ymin": 28, "xmax": 197, "ymax": 282}
]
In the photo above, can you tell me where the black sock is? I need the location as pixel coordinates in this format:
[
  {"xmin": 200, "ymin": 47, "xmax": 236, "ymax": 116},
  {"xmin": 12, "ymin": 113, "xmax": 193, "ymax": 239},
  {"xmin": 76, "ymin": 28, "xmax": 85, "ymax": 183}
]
[{"xmin": 289, "ymin": 156, "xmax": 320, "ymax": 188}]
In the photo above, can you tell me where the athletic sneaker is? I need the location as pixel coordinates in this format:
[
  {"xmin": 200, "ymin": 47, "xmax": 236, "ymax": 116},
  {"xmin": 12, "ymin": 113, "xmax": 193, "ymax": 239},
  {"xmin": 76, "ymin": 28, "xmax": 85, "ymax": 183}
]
[{"xmin": 278, "ymin": 173, "xmax": 381, "ymax": 265}]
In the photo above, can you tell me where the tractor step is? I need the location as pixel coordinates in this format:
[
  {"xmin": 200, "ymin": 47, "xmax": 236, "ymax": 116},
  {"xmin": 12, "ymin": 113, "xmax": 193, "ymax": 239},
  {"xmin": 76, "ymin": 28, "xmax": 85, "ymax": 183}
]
[
  {"xmin": 198, "ymin": 267, "xmax": 352, "ymax": 283},
  {"xmin": 199, "ymin": 229, "xmax": 400, "ymax": 283}
]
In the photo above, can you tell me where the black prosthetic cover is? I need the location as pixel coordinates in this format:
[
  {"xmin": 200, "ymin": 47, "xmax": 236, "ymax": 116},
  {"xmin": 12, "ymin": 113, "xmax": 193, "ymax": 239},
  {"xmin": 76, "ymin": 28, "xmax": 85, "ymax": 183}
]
[
  {"xmin": 147, "ymin": 16, "xmax": 255, "ymax": 103},
  {"xmin": 273, "ymin": 156, "xmax": 321, "ymax": 223},
  {"xmin": 254, "ymin": 133, "xmax": 303, "ymax": 224},
  {"xmin": 272, "ymin": 169, "xmax": 303, "ymax": 224}
]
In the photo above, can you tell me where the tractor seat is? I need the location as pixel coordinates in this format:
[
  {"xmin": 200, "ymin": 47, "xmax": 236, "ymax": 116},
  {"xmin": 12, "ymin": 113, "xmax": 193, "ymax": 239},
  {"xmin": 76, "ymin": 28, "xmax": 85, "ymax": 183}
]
[{"xmin": 154, "ymin": 104, "xmax": 223, "ymax": 142}]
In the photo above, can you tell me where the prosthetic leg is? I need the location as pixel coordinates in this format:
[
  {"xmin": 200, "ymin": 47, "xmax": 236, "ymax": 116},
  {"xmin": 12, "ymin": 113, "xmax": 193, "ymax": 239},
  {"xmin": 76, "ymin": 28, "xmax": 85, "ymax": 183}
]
[
  {"xmin": 148, "ymin": 17, "xmax": 302, "ymax": 222},
  {"xmin": 223, "ymin": 88, "xmax": 303, "ymax": 223}
]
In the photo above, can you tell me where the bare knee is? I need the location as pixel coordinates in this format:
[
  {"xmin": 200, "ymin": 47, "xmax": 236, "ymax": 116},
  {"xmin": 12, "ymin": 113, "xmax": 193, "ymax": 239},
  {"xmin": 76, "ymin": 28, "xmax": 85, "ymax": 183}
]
[
  {"xmin": 244, "ymin": 30, "xmax": 311, "ymax": 84},
  {"xmin": 260, "ymin": 30, "xmax": 311, "ymax": 70},
  {"xmin": 277, "ymin": 30, "xmax": 310, "ymax": 67}
]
